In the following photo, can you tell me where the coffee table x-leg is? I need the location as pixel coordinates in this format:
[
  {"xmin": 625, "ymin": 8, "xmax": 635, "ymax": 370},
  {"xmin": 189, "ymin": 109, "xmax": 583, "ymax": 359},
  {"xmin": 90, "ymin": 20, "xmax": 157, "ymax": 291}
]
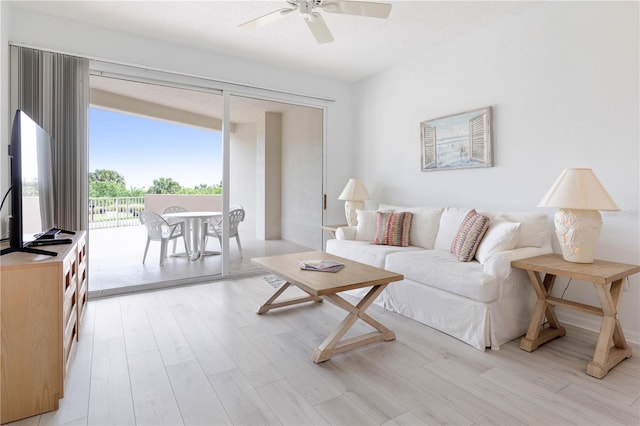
[
  {"xmin": 258, "ymin": 281, "xmax": 395, "ymax": 363},
  {"xmin": 257, "ymin": 281, "xmax": 323, "ymax": 313}
]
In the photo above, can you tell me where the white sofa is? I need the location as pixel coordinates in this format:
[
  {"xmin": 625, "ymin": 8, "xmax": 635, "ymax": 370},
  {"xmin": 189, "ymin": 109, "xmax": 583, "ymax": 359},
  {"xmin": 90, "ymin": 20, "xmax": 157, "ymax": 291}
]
[{"xmin": 325, "ymin": 204, "xmax": 552, "ymax": 351}]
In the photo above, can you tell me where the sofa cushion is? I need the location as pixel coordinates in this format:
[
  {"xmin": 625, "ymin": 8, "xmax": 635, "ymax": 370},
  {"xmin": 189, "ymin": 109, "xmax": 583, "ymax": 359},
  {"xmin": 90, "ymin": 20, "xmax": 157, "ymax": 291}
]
[
  {"xmin": 433, "ymin": 207, "xmax": 472, "ymax": 250},
  {"xmin": 374, "ymin": 211, "xmax": 412, "ymax": 246},
  {"xmin": 385, "ymin": 250, "xmax": 499, "ymax": 303},
  {"xmin": 325, "ymin": 239, "xmax": 423, "ymax": 269},
  {"xmin": 475, "ymin": 218, "xmax": 521, "ymax": 264},
  {"xmin": 355, "ymin": 209, "xmax": 378, "ymax": 241},
  {"xmin": 451, "ymin": 210, "xmax": 490, "ymax": 262},
  {"xmin": 480, "ymin": 211, "xmax": 549, "ymax": 248},
  {"xmin": 499, "ymin": 212, "xmax": 549, "ymax": 248},
  {"xmin": 378, "ymin": 204, "xmax": 443, "ymax": 249}
]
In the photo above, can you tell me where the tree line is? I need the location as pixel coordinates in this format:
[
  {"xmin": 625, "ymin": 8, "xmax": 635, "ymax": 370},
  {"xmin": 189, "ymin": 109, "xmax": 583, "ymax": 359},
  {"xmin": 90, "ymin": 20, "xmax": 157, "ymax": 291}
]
[{"xmin": 89, "ymin": 169, "xmax": 222, "ymax": 197}]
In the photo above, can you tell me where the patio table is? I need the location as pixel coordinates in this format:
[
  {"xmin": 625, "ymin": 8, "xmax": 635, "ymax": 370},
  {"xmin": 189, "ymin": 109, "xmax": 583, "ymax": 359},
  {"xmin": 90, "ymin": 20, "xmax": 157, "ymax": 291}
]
[{"xmin": 162, "ymin": 211, "xmax": 221, "ymax": 260}]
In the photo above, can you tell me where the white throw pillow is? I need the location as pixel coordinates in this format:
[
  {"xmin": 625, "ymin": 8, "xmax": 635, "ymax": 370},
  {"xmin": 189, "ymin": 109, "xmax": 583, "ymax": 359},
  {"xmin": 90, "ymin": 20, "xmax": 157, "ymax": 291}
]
[
  {"xmin": 355, "ymin": 209, "xmax": 378, "ymax": 241},
  {"xmin": 475, "ymin": 218, "xmax": 521, "ymax": 264},
  {"xmin": 433, "ymin": 207, "xmax": 473, "ymax": 250}
]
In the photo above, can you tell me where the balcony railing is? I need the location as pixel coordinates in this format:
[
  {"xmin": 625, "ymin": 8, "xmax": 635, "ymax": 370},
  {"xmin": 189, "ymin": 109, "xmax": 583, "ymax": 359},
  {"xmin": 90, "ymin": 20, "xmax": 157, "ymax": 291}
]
[
  {"xmin": 89, "ymin": 197, "xmax": 144, "ymax": 229},
  {"xmin": 89, "ymin": 194, "xmax": 222, "ymax": 229}
]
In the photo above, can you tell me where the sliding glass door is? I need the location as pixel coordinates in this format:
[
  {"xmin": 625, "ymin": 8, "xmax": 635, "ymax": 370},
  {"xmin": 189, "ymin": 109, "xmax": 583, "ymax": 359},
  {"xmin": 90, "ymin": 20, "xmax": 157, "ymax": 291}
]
[
  {"xmin": 85, "ymin": 66, "xmax": 326, "ymax": 296},
  {"xmin": 224, "ymin": 94, "xmax": 324, "ymax": 276}
]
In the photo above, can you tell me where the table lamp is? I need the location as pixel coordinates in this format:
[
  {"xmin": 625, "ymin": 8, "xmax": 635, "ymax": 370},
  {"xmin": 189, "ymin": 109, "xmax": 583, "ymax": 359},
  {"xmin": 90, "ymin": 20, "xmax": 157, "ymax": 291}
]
[
  {"xmin": 338, "ymin": 178, "xmax": 371, "ymax": 226},
  {"xmin": 538, "ymin": 168, "xmax": 619, "ymax": 263}
]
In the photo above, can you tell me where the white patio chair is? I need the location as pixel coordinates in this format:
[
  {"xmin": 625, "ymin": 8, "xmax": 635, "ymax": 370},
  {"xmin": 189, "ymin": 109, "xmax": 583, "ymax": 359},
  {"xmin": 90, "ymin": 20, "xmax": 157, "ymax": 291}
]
[
  {"xmin": 162, "ymin": 205, "xmax": 189, "ymax": 254},
  {"xmin": 140, "ymin": 210, "xmax": 189, "ymax": 265},
  {"xmin": 203, "ymin": 205, "xmax": 245, "ymax": 257}
]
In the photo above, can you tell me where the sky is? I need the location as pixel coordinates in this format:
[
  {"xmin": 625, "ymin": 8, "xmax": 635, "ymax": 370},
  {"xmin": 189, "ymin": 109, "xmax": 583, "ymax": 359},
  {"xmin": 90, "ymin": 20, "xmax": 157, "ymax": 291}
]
[{"xmin": 89, "ymin": 108, "xmax": 222, "ymax": 190}]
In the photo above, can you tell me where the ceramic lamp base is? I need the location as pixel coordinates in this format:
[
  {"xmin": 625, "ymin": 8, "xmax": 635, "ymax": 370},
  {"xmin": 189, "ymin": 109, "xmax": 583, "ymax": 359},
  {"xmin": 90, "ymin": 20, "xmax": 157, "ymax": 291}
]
[
  {"xmin": 554, "ymin": 208, "xmax": 602, "ymax": 263},
  {"xmin": 344, "ymin": 200, "xmax": 364, "ymax": 226}
]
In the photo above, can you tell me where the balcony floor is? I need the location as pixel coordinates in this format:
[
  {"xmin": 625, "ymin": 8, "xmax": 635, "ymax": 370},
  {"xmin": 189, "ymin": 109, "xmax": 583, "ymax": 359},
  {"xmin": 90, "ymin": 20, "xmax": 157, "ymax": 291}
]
[{"xmin": 88, "ymin": 225, "xmax": 311, "ymax": 297}]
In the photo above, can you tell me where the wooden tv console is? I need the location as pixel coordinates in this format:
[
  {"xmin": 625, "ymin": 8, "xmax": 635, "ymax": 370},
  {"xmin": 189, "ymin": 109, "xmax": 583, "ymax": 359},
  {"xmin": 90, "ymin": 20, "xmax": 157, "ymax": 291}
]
[{"xmin": 0, "ymin": 231, "xmax": 88, "ymax": 424}]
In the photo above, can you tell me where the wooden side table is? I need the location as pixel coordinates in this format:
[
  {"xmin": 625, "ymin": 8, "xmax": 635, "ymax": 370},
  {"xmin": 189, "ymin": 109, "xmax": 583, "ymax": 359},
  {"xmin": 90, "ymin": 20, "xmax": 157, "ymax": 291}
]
[
  {"xmin": 322, "ymin": 224, "xmax": 348, "ymax": 238},
  {"xmin": 512, "ymin": 253, "xmax": 639, "ymax": 379}
]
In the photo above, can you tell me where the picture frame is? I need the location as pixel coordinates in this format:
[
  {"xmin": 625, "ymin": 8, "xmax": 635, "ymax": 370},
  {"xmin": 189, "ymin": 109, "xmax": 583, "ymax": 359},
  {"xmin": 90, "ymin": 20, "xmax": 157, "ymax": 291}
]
[{"xmin": 420, "ymin": 106, "xmax": 493, "ymax": 171}]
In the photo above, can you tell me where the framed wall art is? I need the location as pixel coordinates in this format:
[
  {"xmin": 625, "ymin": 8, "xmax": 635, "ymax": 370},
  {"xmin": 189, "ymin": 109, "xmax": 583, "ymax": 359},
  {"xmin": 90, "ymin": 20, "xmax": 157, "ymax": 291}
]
[{"xmin": 420, "ymin": 106, "xmax": 493, "ymax": 171}]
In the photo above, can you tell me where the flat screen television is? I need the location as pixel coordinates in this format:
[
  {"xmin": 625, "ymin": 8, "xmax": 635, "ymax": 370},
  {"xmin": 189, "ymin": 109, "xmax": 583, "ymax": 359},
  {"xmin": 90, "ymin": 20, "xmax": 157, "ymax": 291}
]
[{"xmin": 1, "ymin": 110, "xmax": 69, "ymax": 256}]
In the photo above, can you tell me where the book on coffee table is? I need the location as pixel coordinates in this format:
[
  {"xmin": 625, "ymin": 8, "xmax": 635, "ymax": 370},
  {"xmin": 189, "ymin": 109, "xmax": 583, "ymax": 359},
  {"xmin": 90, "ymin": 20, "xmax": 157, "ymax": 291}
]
[{"xmin": 299, "ymin": 259, "xmax": 344, "ymax": 273}]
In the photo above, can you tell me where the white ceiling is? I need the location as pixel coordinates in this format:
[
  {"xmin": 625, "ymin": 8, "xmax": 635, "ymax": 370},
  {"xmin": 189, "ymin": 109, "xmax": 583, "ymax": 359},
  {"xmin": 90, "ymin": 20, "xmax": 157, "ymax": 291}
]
[{"xmin": 12, "ymin": 0, "xmax": 536, "ymax": 82}]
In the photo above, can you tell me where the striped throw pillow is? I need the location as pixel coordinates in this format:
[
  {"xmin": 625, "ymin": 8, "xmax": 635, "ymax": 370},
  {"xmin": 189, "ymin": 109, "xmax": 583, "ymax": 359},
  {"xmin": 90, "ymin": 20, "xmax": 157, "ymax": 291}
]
[
  {"xmin": 450, "ymin": 209, "xmax": 490, "ymax": 262},
  {"xmin": 374, "ymin": 211, "xmax": 413, "ymax": 246}
]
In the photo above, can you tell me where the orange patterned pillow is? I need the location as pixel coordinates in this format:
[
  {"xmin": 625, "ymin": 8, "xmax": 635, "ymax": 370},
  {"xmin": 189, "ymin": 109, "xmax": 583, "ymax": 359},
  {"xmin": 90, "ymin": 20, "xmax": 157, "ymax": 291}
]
[
  {"xmin": 450, "ymin": 209, "xmax": 490, "ymax": 261},
  {"xmin": 374, "ymin": 211, "xmax": 413, "ymax": 246}
]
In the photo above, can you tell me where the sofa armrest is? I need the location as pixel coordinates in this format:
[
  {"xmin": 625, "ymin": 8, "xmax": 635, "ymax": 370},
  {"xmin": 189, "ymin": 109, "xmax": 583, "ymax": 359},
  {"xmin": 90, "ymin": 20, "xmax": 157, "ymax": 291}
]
[
  {"xmin": 484, "ymin": 246, "xmax": 553, "ymax": 301},
  {"xmin": 483, "ymin": 246, "xmax": 553, "ymax": 278},
  {"xmin": 336, "ymin": 226, "xmax": 357, "ymax": 240}
]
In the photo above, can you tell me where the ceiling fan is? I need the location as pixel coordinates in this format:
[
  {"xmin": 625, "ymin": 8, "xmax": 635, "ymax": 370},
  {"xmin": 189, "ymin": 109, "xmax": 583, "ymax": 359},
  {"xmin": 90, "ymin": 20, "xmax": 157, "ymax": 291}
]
[{"xmin": 239, "ymin": 0, "xmax": 392, "ymax": 44}]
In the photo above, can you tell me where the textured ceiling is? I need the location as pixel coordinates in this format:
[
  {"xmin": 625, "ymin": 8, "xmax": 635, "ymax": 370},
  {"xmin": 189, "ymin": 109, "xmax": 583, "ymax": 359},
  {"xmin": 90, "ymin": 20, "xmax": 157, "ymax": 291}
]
[
  {"xmin": 12, "ymin": 1, "xmax": 536, "ymax": 82},
  {"xmin": 13, "ymin": 1, "xmax": 536, "ymax": 126}
]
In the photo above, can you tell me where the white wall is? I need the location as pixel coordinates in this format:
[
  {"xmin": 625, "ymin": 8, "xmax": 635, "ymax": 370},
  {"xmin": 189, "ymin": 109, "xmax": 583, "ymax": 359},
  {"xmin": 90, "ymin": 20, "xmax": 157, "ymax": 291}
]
[
  {"xmin": 143, "ymin": 194, "xmax": 222, "ymax": 215},
  {"xmin": 256, "ymin": 111, "xmax": 282, "ymax": 240},
  {"xmin": 0, "ymin": 4, "xmax": 355, "ymax": 234},
  {"xmin": 353, "ymin": 2, "xmax": 640, "ymax": 342},
  {"xmin": 230, "ymin": 122, "xmax": 257, "ymax": 235}
]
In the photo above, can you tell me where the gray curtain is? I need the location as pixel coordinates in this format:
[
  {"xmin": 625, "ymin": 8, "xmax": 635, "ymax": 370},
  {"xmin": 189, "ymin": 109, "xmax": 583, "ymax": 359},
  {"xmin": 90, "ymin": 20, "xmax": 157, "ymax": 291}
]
[{"xmin": 10, "ymin": 45, "xmax": 89, "ymax": 231}]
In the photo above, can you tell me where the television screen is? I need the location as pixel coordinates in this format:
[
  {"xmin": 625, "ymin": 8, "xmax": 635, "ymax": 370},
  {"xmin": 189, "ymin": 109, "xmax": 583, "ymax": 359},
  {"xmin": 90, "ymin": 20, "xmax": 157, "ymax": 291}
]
[
  {"xmin": 9, "ymin": 110, "xmax": 56, "ymax": 248},
  {"xmin": 20, "ymin": 114, "xmax": 56, "ymax": 244}
]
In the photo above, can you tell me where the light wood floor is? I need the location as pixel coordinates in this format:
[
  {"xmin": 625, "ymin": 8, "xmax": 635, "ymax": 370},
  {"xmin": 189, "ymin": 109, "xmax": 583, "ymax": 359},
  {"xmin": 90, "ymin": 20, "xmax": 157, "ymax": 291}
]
[{"xmin": 11, "ymin": 276, "xmax": 640, "ymax": 426}]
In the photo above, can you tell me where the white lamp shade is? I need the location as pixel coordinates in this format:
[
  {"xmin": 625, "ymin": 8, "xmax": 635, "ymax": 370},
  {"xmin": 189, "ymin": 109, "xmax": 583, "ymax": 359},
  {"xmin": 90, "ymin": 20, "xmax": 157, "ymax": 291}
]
[
  {"xmin": 537, "ymin": 168, "xmax": 619, "ymax": 211},
  {"xmin": 338, "ymin": 178, "xmax": 371, "ymax": 201}
]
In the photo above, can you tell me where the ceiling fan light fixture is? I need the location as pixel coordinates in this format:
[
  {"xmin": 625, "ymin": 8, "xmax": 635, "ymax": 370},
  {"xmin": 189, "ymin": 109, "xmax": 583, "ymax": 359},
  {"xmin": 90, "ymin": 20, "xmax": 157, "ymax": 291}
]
[
  {"xmin": 299, "ymin": 0, "xmax": 312, "ymax": 16},
  {"xmin": 239, "ymin": 0, "xmax": 392, "ymax": 43},
  {"xmin": 321, "ymin": 3, "xmax": 339, "ymax": 13}
]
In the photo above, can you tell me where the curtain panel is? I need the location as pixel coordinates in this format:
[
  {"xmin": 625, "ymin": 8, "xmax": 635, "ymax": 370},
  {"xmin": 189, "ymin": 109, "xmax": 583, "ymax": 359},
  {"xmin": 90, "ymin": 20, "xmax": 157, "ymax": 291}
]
[{"xmin": 10, "ymin": 46, "xmax": 89, "ymax": 231}]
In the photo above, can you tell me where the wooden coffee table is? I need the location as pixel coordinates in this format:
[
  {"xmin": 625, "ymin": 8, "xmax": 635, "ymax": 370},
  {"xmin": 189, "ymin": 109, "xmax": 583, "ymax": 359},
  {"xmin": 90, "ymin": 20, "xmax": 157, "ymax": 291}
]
[{"xmin": 252, "ymin": 251, "xmax": 403, "ymax": 363}]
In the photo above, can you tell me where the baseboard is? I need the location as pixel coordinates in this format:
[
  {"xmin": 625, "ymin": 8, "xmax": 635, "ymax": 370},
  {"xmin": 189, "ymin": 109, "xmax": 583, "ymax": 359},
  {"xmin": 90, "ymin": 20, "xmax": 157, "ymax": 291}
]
[{"xmin": 556, "ymin": 307, "xmax": 640, "ymax": 346}]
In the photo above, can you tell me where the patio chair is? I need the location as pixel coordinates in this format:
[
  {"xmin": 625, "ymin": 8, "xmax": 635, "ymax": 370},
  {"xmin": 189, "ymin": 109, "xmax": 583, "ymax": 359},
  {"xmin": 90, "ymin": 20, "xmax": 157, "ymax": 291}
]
[
  {"xmin": 139, "ymin": 210, "xmax": 189, "ymax": 266},
  {"xmin": 162, "ymin": 205, "xmax": 189, "ymax": 254},
  {"xmin": 203, "ymin": 205, "xmax": 245, "ymax": 257},
  {"xmin": 162, "ymin": 205, "xmax": 188, "ymax": 216}
]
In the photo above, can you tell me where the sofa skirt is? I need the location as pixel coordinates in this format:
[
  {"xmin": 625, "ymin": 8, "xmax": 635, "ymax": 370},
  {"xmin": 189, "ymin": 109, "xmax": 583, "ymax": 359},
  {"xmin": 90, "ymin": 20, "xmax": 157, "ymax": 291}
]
[{"xmin": 382, "ymin": 277, "xmax": 535, "ymax": 350}]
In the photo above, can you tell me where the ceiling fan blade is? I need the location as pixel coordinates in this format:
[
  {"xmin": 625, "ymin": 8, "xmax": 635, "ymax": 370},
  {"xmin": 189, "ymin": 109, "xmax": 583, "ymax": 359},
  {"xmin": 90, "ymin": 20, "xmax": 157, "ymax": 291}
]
[
  {"xmin": 239, "ymin": 8, "xmax": 296, "ymax": 30},
  {"xmin": 320, "ymin": 1, "xmax": 392, "ymax": 19},
  {"xmin": 304, "ymin": 12, "xmax": 334, "ymax": 44}
]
